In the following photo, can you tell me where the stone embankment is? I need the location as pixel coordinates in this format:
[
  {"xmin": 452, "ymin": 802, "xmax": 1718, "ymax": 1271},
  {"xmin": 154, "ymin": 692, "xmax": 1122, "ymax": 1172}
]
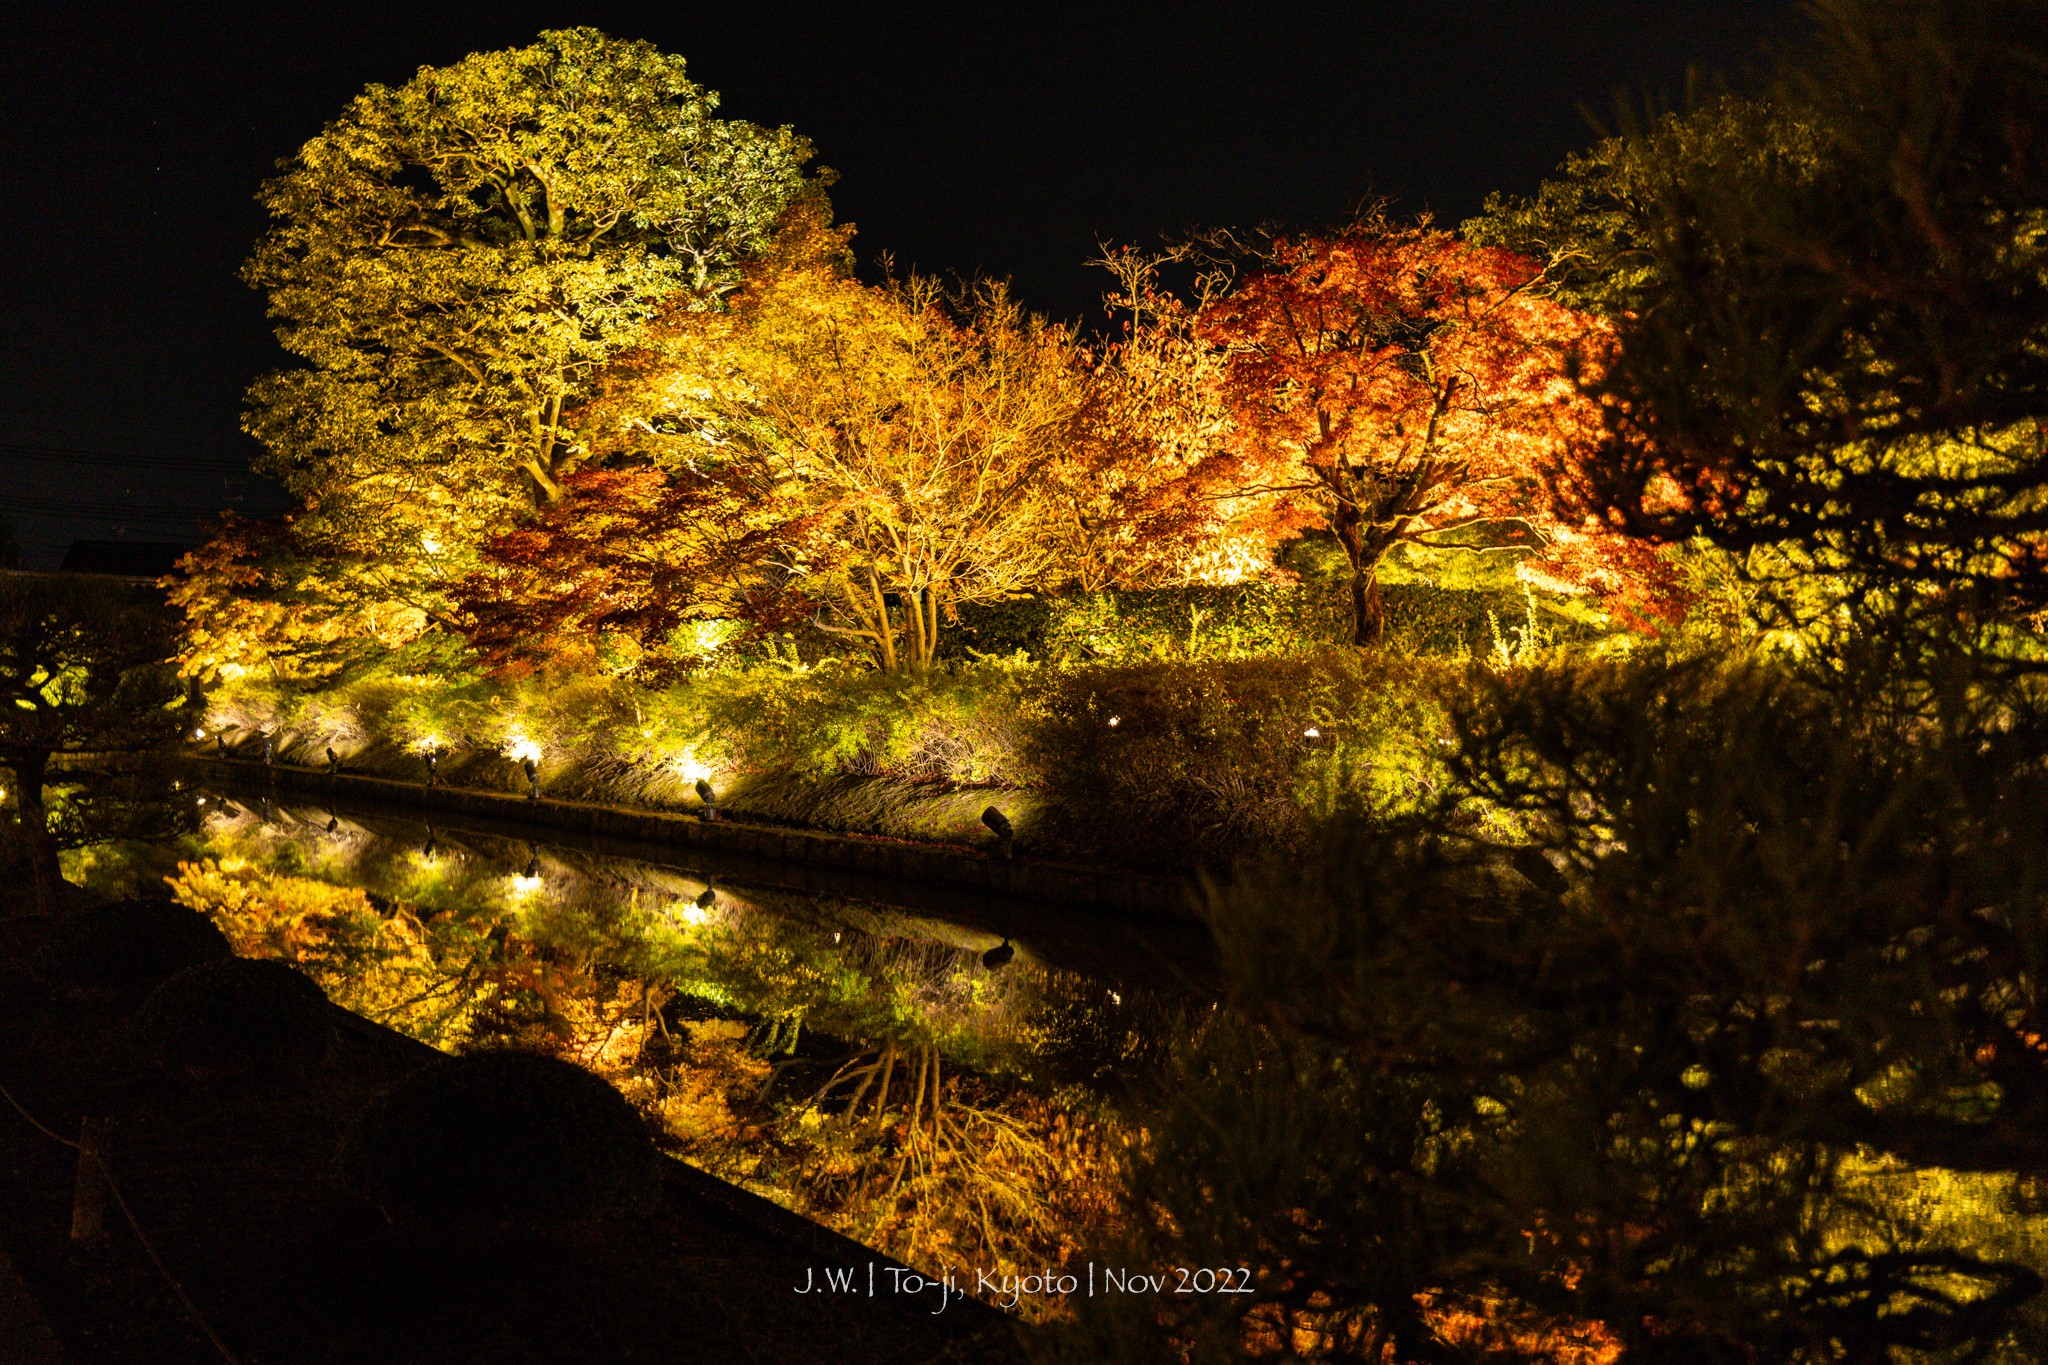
[{"xmin": 189, "ymin": 756, "xmax": 1201, "ymax": 923}]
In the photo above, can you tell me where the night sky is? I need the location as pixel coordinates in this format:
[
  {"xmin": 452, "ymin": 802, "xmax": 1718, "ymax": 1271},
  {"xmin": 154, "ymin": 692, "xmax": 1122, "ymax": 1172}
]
[{"xmin": 2, "ymin": 1, "xmax": 1793, "ymax": 567}]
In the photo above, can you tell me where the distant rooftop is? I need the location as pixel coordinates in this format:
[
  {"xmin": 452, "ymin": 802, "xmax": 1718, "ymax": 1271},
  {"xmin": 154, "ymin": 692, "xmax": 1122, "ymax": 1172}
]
[{"xmin": 57, "ymin": 540, "xmax": 190, "ymax": 579}]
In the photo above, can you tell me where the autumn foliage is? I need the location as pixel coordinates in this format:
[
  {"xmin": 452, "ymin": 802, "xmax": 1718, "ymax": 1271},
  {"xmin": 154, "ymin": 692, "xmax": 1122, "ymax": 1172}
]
[
  {"xmin": 1192, "ymin": 222, "xmax": 1679, "ymax": 642},
  {"xmin": 454, "ymin": 466, "xmax": 822, "ymax": 675}
]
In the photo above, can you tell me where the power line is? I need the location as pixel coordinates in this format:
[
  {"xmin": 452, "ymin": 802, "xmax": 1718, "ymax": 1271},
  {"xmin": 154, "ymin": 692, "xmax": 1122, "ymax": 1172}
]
[
  {"xmin": 0, "ymin": 443, "xmax": 256, "ymax": 474},
  {"xmin": 0, "ymin": 499, "xmax": 219, "ymax": 522}
]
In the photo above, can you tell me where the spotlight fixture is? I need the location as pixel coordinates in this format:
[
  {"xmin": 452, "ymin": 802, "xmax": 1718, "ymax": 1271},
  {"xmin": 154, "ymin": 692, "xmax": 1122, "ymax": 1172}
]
[{"xmin": 981, "ymin": 806, "xmax": 1014, "ymax": 859}]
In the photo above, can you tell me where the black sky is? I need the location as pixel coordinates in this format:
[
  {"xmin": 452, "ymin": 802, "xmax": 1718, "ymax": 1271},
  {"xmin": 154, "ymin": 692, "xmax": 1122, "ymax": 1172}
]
[{"xmin": 0, "ymin": 0, "xmax": 1794, "ymax": 566}]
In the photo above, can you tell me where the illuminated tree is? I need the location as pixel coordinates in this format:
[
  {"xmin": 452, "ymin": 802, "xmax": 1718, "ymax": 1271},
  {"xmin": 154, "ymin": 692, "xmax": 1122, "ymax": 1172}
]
[
  {"xmin": 1193, "ymin": 222, "xmax": 1664, "ymax": 645},
  {"xmin": 0, "ymin": 577, "xmax": 194, "ymax": 899},
  {"xmin": 1041, "ymin": 249, "xmax": 1300, "ymax": 591},
  {"xmin": 589, "ymin": 206, "xmax": 1085, "ymax": 673},
  {"xmin": 1476, "ymin": 0, "xmax": 2048, "ymax": 670},
  {"xmin": 242, "ymin": 28, "xmax": 821, "ymax": 566},
  {"xmin": 167, "ymin": 515, "xmax": 438, "ymax": 685}
]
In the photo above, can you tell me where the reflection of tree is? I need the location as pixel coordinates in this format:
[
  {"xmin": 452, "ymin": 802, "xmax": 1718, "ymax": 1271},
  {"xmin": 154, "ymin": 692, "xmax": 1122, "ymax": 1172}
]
[{"xmin": 160, "ymin": 813, "xmax": 1133, "ymax": 1309}]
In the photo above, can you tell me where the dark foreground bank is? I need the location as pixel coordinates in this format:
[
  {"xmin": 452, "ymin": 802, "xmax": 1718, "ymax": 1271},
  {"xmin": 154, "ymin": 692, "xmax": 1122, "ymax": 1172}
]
[{"xmin": 0, "ymin": 884, "xmax": 1022, "ymax": 1365}]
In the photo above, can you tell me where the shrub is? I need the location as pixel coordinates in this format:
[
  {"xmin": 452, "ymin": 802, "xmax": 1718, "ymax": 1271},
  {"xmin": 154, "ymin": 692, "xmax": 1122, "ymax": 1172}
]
[
  {"xmin": 1024, "ymin": 652, "xmax": 1451, "ymax": 867},
  {"xmin": 134, "ymin": 956, "xmax": 332, "ymax": 1077},
  {"xmin": 342, "ymin": 1049, "xmax": 660, "ymax": 1233},
  {"xmin": 36, "ymin": 897, "xmax": 233, "ymax": 998}
]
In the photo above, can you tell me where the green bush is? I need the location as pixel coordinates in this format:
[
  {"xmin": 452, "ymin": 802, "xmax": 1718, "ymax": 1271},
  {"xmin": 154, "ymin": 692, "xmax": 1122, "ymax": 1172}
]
[
  {"xmin": 945, "ymin": 580, "xmax": 1505, "ymax": 664},
  {"xmin": 342, "ymin": 1049, "xmax": 660, "ymax": 1233},
  {"xmin": 135, "ymin": 956, "xmax": 332, "ymax": 1077},
  {"xmin": 1024, "ymin": 652, "xmax": 1451, "ymax": 867},
  {"xmin": 37, "ymin": 898, "xmax": 233, "ymax": 999}
]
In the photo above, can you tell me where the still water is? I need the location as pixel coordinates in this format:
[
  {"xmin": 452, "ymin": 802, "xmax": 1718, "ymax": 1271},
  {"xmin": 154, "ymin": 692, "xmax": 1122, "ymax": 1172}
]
[{"xmin": 82, "ymin": 782, "xmax": 1212, "ymax": 1312}]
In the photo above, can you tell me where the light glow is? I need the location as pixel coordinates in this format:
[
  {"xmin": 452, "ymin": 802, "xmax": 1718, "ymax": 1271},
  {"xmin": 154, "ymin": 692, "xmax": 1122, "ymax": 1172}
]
[{"xmin": 505, "ymin": 728, "xmax": 543, "ymax": 764}]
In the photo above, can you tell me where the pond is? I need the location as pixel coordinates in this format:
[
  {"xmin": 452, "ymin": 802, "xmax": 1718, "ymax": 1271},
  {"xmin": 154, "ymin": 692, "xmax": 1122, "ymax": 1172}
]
[{"xmin": 75, "ymin": 778, "xmax": 1214, "ymax": 1318}]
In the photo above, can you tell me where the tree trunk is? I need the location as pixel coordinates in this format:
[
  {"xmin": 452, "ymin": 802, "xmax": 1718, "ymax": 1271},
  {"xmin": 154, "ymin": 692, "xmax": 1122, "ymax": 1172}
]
[
  {"xmin": 10, "ymin": 751, "xmax": 59, "ymax": 911},
  {"xmin": 1328, "ymin": 496, "xmax": 1388, "ymax": 648},
  {"xmin": 1351, "ymin": 565, "xmax": 1386, "ymax": 647}
]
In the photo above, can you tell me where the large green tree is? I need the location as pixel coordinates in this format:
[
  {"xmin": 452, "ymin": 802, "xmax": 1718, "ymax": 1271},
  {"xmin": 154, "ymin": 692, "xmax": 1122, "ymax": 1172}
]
[{"xmin": 242, "ymin": 28, "xmax": 823, "ymax": 565}]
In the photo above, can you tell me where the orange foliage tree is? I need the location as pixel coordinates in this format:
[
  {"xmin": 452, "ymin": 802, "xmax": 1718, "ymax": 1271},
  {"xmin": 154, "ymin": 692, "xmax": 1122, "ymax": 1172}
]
[
  {"xmin": 1041, "ymin": 249, "xmax": 1304, "ymax": 591},
  {"xmin": 1193, "ymin": 221, "xmax": 1673, "ymax": 645},
  {"xmin": 583, "ymin": 205, "xmax": 1086, "ymax": 673}
]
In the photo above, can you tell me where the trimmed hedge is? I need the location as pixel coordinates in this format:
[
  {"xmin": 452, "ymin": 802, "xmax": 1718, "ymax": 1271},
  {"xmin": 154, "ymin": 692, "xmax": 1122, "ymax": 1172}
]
[
  {"xmin": 37, "ymin": 898, "xmax": 233, "ymax": 999},
  {"xmin": 342, "ymin": 1050, "xmax": 660, "ymax": 1233},
  {"xmin": 135, "ymin": 956, "xmax": 333, "ymax": 1077}
]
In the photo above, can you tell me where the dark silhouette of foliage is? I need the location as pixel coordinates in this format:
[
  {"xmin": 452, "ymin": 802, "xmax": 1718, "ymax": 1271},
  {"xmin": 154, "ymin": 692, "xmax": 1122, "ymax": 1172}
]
[
  {"xmin": 1057, "ymin": 654, "xmax": 2048, "ymax": 1361},
  {"xmin": 343, "ymin": 1049, "xmax": 660, "ymax": 1233},
  {"xmin": 0, "ymin": 576, "xmax": 194, "ymax": 893},
  {"xmin": 37, "ymin": 898, "xmax": 233, "ymax": 1001},
  {"xmin": 136, "ymin": 956, "xmax": 334, "ymax": 1078},
  {"xmin": 1481, "ymin": 0, "xmax": 2048, "ymax": 671}
]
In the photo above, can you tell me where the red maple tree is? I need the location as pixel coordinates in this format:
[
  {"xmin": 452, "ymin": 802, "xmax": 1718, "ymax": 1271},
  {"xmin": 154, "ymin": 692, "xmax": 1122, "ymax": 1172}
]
[
  {"xmin": 454, "ymin": 465, "xmax": 822, "ymax": 675},
  {"xmin": 1194, "ymin": 221, "xmax": 1676, "ymax": 643}
]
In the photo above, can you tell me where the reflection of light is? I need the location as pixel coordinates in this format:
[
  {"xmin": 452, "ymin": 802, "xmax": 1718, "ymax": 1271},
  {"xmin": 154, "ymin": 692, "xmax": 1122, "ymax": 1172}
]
[
  {"xmin": 1109, "ymin": 990, "xmax": 1122, "ymax": 1005},
  {"xmin": 194, "ymin": 728, "xmax": 207, "ymax": 740},
  {"xmin": 411, "ymin": 733, "xmax": 442, "ymax": 755},
  {"xmin": 672, "ymin": 753, "xmax": 713, "ymax": 783},
  {"xmin": 421, "ymin": 533, "xmax": 442, "ymax": 555},
  {"xmin": 1303, "ymin": 726, "xmax": 1321, "ymax": 739},
  {"xmin": 506, "ymin": 729, "xmax": 543, "ymax": 764},
  {"xmin": 679, "ymin": 901, "xmax": 709, "ymax": 926},
  {"xmin": 1107, "ymin": 715, "xmax": 1121, "ymax": 727},
  {"xmin": 509, "ymin": 874, "xmax": 544, "ymax": 896}
]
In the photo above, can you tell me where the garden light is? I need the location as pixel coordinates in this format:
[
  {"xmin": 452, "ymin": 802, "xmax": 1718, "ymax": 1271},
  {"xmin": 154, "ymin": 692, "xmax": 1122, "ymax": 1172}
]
[
  {"xmin": 1304, "ymin": 726, "xmax": 1321, "ymax": 739},
  {"xmin": 982, "ymin": 806, "xmax": 1014, "ymax": 859},
  {"xmin": 424, "ymin": 747, "xmax": 439, "ymax": 786},
  {"xmin": 326, "ymin": 746, "xmax": 340, "ymax": 774},
  {"xmin": 1107, "ymin": 715, "xmax": 1120, "ymax": 727},
  {"xmin": 982, "ymin": 937, "xmax": 1015, "ymax": 970},
  {"xmin": 523, "ymin": 757, "xmax": 540, "ymax": 800},
  {"xmin": 695, "ymin": 777, "xmax": 718, "ymax": 820}
]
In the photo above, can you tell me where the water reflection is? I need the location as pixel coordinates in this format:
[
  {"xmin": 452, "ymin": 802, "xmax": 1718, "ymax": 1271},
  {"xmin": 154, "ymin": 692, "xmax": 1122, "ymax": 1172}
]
[{"xmin": 103, "ymin": 788, "xmax": 1205, "ymax": 1314}]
